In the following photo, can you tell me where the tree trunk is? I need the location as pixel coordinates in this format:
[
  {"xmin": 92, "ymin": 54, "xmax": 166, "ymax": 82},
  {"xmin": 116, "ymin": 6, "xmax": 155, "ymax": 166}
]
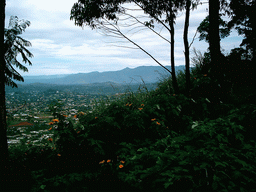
[
  {"xmin": 208, "ymin": 0, "xmax": 221, "ymax": 77},
  {"xmin": 184, "ymin": 0, "xmax": 191, "ymax": 97},
  {"xmin": 169, "ymin": 13, "xmax": 180, "ymax": 94},
  {"xmin": 0, "ymin": 0, "xmax": 9, "ymax": 178}
]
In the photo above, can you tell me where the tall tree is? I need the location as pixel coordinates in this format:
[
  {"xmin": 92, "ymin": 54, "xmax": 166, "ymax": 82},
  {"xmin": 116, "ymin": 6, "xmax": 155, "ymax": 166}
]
[
  {"xmin": 227, "ymin": 0, "xmax": 255, "ymax": 62},
  {"xmin": 71, "ymin": 0, "xmax": 200, "ymax": 94},
  {"xmin": 208, "ymin": 0, "xmax": 222, "ymax": 77},
  {"xmin": 1, "ymin": 13, "xmax": 33, "ymax": 187},
  {"xmin": 183, "ymin": 0, "xmax": 191, "ymax": 96},
  {"xmin": 0, "ymin": 0, "xmax": 8, "ymax": 177}
]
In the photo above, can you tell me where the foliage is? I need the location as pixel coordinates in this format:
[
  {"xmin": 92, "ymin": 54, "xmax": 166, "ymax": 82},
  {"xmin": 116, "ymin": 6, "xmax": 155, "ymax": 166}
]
[
  {"xmin": 48, "ymin": 100, "xmax": 65, "ymax": 118},
  {"xmin": 114, "ymin": 113, "xmax": 256, "ymax": 192},
  {"xmin": 227, "ymin": 0, "xmax": 255, "ymax": 57},
  {"xmin": 4, "ymin": 16, "xmax": 33, "ymax": 88},
  {"xmin": 197, "ymin": 15, "xmax": 230, "ymax": 43},
  {"xmin": 5, "ymin": 62, "xmax": 256, "ymax": 191}
]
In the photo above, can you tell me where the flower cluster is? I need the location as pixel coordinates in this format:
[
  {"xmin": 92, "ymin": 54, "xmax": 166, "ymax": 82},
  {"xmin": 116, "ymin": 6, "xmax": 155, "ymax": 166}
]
[
  {"xmin": 99, "ymin": 157, "xmax": 125, "ymax": 169},
  {"xmin": 48, "ymin": 119, "xmax": 59, "ymax": 125},
  {"xmin": 125, "ymin": 103, "xmax": 132, "ymax": 107}
]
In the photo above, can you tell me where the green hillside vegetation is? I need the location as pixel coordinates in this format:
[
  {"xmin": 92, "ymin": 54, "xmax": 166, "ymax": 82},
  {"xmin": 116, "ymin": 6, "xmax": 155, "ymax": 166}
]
[{"xmin": 4, "ymin": 61, "xmax": 256, "ymax": 192}]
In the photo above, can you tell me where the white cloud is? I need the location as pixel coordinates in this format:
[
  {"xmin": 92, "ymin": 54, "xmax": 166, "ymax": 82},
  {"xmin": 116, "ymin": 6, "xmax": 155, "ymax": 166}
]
[
  {"xmin": 26, "ymin": 0, "xmax": 77, "ymax": 13},
  {"xmin": 6, "ymin": 0, "xmax": 245, "ymax": 76}
]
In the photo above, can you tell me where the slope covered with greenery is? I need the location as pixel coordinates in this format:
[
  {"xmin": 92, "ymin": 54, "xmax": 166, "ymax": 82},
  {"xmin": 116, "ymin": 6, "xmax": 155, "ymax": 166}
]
[{"xmin": 4, "ymin": 63, "xmax": 256, "ymax": 192}]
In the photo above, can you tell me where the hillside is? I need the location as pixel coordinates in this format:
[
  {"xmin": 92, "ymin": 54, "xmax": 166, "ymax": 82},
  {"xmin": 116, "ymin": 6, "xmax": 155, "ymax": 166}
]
[{"xmin": 16, "ymin": 65, "xmax": 189, "ymax": 85}]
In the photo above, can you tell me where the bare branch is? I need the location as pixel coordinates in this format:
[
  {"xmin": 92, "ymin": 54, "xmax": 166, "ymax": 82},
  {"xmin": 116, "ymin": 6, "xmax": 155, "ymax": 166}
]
[
  {"xmin": 132, "ymin": 1, "xmax": 172, "ymax": 33},
  {"xmin": 101, "ymin": 18, "xmax": 172, "ymax": 74},
  {"xmin": 123, "ymin": 12, "xmax": 171, "ymax": 44},
  {"xmin": 189, "ymin": 29, "xmax": 198, "ymax": 49}
]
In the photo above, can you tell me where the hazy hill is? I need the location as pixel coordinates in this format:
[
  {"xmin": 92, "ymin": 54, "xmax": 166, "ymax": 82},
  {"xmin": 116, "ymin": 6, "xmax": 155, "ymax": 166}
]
[{"xmin": 17, "ymin": 65, "xmax": 189, "ymax": 85}]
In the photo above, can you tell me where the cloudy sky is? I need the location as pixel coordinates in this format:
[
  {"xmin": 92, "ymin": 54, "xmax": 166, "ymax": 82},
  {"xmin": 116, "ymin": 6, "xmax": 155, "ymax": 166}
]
[{"xmin": 5, "ymin": 0, "xmax": 243, "ymax": 76}]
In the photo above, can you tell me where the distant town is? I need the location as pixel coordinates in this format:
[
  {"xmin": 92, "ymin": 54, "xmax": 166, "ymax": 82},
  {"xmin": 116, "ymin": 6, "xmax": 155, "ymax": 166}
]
[{"xmin": 6, "ymin": 82, "xmax": 157, "ymax": 127}]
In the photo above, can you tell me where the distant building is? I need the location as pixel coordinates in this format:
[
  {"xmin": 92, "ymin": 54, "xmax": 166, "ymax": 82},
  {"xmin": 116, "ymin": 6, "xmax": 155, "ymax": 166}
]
[{"xmin": 9, "ymin": 121, "xmax": 34, "ymax": 128}]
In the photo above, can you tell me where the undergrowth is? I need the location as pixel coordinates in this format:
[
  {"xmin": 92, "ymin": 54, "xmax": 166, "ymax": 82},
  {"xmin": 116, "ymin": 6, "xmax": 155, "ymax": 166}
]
[{"xmin": 4, "ymin": 66, "xmax": 256, "ymax": 192}]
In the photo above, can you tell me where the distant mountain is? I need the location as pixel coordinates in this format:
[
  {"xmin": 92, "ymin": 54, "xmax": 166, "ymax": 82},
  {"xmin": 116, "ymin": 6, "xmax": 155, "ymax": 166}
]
[{"xmin": 17, "ymin": 65, "xmax": 191, "ymax": 85}]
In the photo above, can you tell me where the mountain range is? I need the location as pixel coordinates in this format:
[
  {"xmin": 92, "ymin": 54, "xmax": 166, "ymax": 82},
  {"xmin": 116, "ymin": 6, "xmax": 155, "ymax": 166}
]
[{"xmin": 18, "ymin": 65, "xmax": 191, "ymax": 85}]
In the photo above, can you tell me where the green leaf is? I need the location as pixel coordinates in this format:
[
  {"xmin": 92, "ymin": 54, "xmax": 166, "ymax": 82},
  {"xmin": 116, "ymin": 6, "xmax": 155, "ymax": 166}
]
[
  {"xmin": 192, "ymin": 121, "xmax": 199, "ymax": 129},
  {"xmin": 156, "ymin": 156, "xmax": 163, "ymax": 165},
  {"xmin": 137, "ymin": 147, "xmax": 146, "ymax": 152},
  {"xmin": 200, "ymin": 163, "xmax": 210, "ymax": 169},
  {"xmin": 179, "ymin": 159, "xmax": 188, "ymax": 166},
  {"xmin": 235, "ymin": 159, "xmax": 248, "ymax": 167},
  {"xmin": 40, "ymin": 185, "xmax": 46, "ymax": 189},
  {"xmin": 131, "ymin": 155, "xmax": 137, "ymax": 160}
]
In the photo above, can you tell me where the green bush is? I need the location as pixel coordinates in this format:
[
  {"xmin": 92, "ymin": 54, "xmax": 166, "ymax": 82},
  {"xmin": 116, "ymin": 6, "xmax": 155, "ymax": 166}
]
[
  {"xmin": 5, "ymin": 65, "xmax": 256, "ymax": 192},
  {"xmin": 113, "ymin": 112, "xmax": 256, "ymax": 192}
]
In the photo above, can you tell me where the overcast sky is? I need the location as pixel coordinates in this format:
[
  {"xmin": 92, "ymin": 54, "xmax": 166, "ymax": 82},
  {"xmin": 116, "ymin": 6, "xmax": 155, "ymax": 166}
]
[{"xmin": 5, "ymin": 0, "xmax": 243, "ymax": 76}]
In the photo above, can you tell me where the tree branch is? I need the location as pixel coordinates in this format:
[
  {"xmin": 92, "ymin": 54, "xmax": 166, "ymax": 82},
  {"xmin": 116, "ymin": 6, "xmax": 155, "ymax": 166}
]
[{"xmin": 100, "ymin": 19, "xmax": 172, "ymax": 74}]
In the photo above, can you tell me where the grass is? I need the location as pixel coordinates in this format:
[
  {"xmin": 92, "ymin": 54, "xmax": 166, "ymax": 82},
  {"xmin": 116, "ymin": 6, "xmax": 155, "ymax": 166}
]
[{"xmin": 4, "ymin": 67, "xmax": 256, "ymax": 192}]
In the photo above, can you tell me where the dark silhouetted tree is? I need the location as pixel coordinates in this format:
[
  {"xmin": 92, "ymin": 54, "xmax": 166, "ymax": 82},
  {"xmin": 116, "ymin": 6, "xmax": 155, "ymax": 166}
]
[
  {"xmin": 1, "ymin": 12, "xmax": 33, "ymax": 188},
  {"xmin": 71, "ymin": 0, "xmax": 202, "ymax": 94}
]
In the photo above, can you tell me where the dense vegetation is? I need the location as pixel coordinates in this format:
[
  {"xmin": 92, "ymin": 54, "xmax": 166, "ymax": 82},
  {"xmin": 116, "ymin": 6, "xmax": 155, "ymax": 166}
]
[
  {"xmin": 2, "ymin": 1, "xmax": 256, "ymax": 191},
  {"xmin": 4, "ymin": 60, "xmax": 256, "ymax": 191}
]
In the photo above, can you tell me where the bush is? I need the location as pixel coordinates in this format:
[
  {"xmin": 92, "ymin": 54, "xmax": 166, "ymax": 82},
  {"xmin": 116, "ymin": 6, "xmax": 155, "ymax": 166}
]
[{"xmin": 113, "ymin": 112, "xmax": 256, "ymax": 192}]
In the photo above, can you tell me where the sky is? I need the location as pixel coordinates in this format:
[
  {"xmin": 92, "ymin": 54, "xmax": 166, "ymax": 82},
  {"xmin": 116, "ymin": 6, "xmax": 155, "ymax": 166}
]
[{"xmin": 5, "ymin": 0, "xmax": 244, "ymax": 76}]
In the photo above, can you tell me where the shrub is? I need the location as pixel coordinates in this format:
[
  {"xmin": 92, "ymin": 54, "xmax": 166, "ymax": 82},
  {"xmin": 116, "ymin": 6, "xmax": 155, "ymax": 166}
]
[{"xmin": 113, "ymin": 112, "xmax": 256, "ymax": 192}]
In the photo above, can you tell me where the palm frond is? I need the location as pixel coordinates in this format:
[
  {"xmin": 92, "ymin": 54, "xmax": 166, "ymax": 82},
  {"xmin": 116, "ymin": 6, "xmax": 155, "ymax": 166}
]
[{"xmin": 4, "ymin": 16, "xmax": 33, "ymax": 87}]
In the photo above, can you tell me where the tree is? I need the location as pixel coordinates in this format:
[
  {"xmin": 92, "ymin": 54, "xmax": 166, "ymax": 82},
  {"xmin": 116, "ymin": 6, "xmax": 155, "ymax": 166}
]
[
  {"xmin": 208, "ymin": 0, "xmax": 222, "ymax": 74},
  {"xmin": 197, "ymin": 15, "xmax": 230, "ymax": 44},
  {"xmin": 183, "ymin": 0, "xmax": 191, "ymax": 96},
  {"xmin": 0, "ymin": 0, "xmax": 8, "ymax": 179},
  {"xmin": 70, "ymin": 0, "xmax": 202, "ymax": 94},
  {"xmin": 227, "ymin": 0, "xmax": 255, "ymax": 62},
  {"xmin": 1, "ymin": 13, "xmax": 33, "ymax": 188},
  {"xmin": 197, "ymin": 0, "xmax": 255, "ymax": 102},
  {"xmin": 4, "ymin": 16, "xmax": 33, "ymax": 88}
]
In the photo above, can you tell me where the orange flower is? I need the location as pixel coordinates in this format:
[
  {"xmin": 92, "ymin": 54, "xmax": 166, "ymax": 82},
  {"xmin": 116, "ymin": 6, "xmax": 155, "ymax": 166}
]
[
  {"xmin": 74, "ymin": 115, "xmax": 77, "ymax": 118},
  {"xmin": 107, "ymin": 160, "xmax": 111, "ymax": 163},
  {"xmin": 49, "ymin": 122, "xmax": 54, "ymax": 125},
  {"xmin": 119, "ymin": 164, "xmax": 124, "ymax": 168},
  {"xmin": 95, "ymin": 117, "xmax": 98, "ymax": 119},
  {"xmin": 141, "ymin": 104, "xmax": 145, "ymax": 107},
  {"xmin": 129, "ymin": 103, "xmax": 132, "ymax": 107},
  {"xmin": 79, "ymin": 112, "xmax": 85, "ymax": 115},
  {"xmin": 52, "ymin": 119, "xmax": 59, "ymax": 122},
  {"xmin": 48, "ymin": 138, "xmax": 53, "ymax": 142},
  {"xmin": 173, "ymin": 94, "xmax": 176, "ymax": 96},
  {"xmin": 203, "ymin": 74, "xmax": 207, "ymax": 77},
  {"xmin": 77, "ymin": 131, "xmax": 80, "ymax": 134},
  {"xmin": 49, "ymin": 127, "xmax": 52, "ymax": 131},
  {"xmin": 99, "ymin": 160, "xmax": 105, "ymax": 164},
  {"xmin": 125, "ymin": 103, "xmax": 129, "ymax": 106},
  {"xmin": 63, "ymin": 115, "xmax": 68, "ymax": 117},
  {"xmin": 120, "ymin": 161, "xmax": 125, "ymax": 164},
  {"xmin": 57, "ymin": 154, "xmax": 61, "ymax": 156},
  {"xmin": 138, "ymin": 108, "xmax": 143, "ymax": 111},
  {"xmin": 151, "ymin": 118, "xmax": 156, "ymax": 121},
  {"xmin": 156, "ymin": 122, "xmax": 161, "ymax": 125}
]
